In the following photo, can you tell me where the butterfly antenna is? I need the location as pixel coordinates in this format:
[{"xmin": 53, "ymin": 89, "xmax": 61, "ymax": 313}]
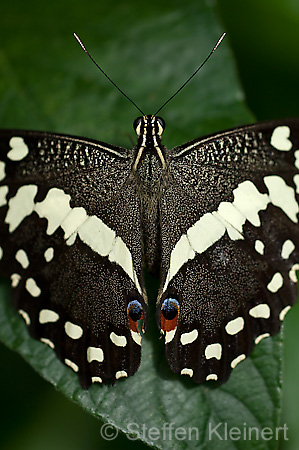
[
  {"xmin": 154, "ymin": 32, "xmax": 226, "ymax": 116},
  {"xmin": 74, "ymin": 33, "xmax": 145, "ymax": 116}
]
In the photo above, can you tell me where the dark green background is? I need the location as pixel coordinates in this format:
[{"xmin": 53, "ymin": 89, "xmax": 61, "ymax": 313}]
[{"xmin": 0, "ymin": 0, "xmax": 298, "ymax": 449}]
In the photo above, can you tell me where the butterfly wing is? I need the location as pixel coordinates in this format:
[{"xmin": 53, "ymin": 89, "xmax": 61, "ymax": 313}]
[
  {"xmin": 0, "ymin": 130, "xmax": 147, "ymax": 387},
  {"xmin": 158, "ymin": 119, "xmax": 299, "ymax": 383}
]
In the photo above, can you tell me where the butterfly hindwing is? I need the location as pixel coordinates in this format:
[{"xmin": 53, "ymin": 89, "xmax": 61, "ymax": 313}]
[
  {"xmin": 158, "ymin": 119, "xmax": 299, "ymax": 383},
  {"xmin": 0, "ymin": 130, "xmax": 147, "ymax": 387}
]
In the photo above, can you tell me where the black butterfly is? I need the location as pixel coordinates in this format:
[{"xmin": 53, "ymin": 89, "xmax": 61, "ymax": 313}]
[
  {"xmin": 0, "ymin": 116, "xmax": 299, "ymax": 387},
  {"xmin": 0, "ymin": 34, "xmax": 298, "ymax": 388}
]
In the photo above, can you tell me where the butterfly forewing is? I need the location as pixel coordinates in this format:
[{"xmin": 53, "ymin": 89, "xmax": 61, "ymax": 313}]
[
  {"xmin": 0, "ymin": 130, "xmax": 147, "ymax": 387},
  {"xmin": 158, "ymin": 119, "xmax": 299, "ymax": 383}
]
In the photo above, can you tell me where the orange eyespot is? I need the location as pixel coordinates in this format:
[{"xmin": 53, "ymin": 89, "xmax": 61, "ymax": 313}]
[
  {"xmin": 160, "ymin": 298, "xmax": 179, "ymax": 332},
  {"xmin": 127, "ymin": 300, "xmax": 143, "ymax": 332}
]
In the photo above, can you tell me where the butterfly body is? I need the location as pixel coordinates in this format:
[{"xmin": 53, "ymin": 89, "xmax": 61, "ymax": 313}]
[{"xmin": 0, "ymin": 116, "xmax": 299, "ymax": 387}]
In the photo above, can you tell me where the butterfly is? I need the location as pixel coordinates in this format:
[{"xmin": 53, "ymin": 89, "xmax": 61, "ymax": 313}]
[{"xmin": 0, "ymin": 34, "xmax": 298, "ymax": 388}]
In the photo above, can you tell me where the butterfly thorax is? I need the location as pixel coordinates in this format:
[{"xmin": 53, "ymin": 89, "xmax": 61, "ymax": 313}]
[{"xmin": 133, "ymin": 115, "xmax": 166, "ymax": 187}]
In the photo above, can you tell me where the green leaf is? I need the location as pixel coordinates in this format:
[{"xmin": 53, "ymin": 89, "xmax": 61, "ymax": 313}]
[{"xmin": 0, "ymin": 1, "xmax": 284, "ymax": 449}]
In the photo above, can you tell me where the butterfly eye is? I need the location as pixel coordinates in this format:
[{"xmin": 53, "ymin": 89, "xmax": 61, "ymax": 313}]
[
  {"xmin": 127, "ymin": 300, "xmax": 143, "ymax": 322},
  {"xmin": 156, "ymin": 117, "xmax": 165, "ymax": 136},
  {"xmin": 161, "ymin": 298, "xmax": 179, "ymax": 320},
  {"xmin": 133, "ymin": 117, "xmax": 143, "ymax": 136}
]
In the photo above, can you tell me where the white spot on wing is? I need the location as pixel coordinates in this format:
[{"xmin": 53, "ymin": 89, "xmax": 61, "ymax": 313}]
[
  {"xmin": 216, "ymin": 203, "xmax": 245, "ymax": 239},
  {"xmin": 180, "ymin": 329, "xmax": 198, "ymax": 345},
  {"xmin": 64, "ymin": 321, "xmax": 83, "ymax": 339},
  {"xmin": 267, "ymin": 272, "xmax": 283, "ymax": 293},
  {"xmin": 35, "ymin": 188, "xmax": 72, "ymax": 235},
  {"xmin": 255, "ymin": 240, "xmax": 265, "ymax": 255},
  {"xmin": 205, "ymin": 343, "xmax": 222, "ymax": 360},
  {"xmin": 66, "ymin": 234, "xmax": 76, "ymax": 246},
  {"xmin": 233, "ymin": 180, "xmax": 269, "ymax": 227},
  {"xmin": 294, "ymin": 151, "xmax": 299, "ymax": 170},
  {"xmin": 279, "ymin": 305, "xmax": 291, "ymax": 321},
  {"xmin": 40, "ymin": 338, "xmax": 55, "ymax": 349},
  {"xmin": 7, "ymin": 137, "xmax": 29, "ymax": 161},
  {"xmin": 270, "ymin": 126, "xmax": 292, "ymax": 151},
  {"xmin": 18, "ymin": 309, "xmax": 30, "ymax": 325},
  {"xmin": 181, "ymin": 368, "xmax": 193, "ymax": 377},
  {"xmin": 0, "ymin": 246, "xmax": 3, "ymax": 260},
  {"xmin": 130, "ymin": 330, "xmax": 142, "ymax": 345},
  {"xmin": 225, "ymin": 317, "xmax": 244, "ymax": 335},
  {"xmin": 0, "ymin": 161, "xmax": 6, "ymax": 182},
  {"xmin": 108, "ymin": 236, "xmax": 140, "ymax": 293},
  {"xmin": 115, "ymin": 370, "xmax": 128, "ymax": 379},
  {"xmin": 206, "ymin": 373, "xmax": 218, "ymax": 381},
  {"xmin": 25, "ymin": 278, "xmax": 41, "ymax": 297},
  {"xmin": 281, "ymin": 239, "xmax": 295, "ymax": 259},
  {"xmin": 249, "ymin": 304, "xmax": 271, "ymax": 319},
  {"xmin": 64, "ymin": 358, "xmax": 79, "ymax": 372},
  {"xmin": 187, "ymin": 213, "xmax": 226, "ymax": 254},
  {"xmin": 44, "ymin": 247, "xmax": 54, "ymax": 262},
  {"xmin": 39, "ymin": 309, "xmax": 59, "ymax": 324},
  {"xmin": 289, "ymin": 263, "xmax": 299, "ymax": 282},
  {"xmin": 255, "ymin": 333, "xmax": 270, "ymax": 344},
  {"xmin": 5, "ymin": 185, "xmax": 38, "ymax": 232},
  {"xmin": 87, "ymin": 346, "xmax": 104, "ymax": 363},
  {"xmin": 293, "ymin": 174, "xmax": 299, "ymax": 193},
  {"xmin": 164, "ymin": 235, "xmax": 195, "ymax": 290},
  {"xmin": 91, "ymin": 376, "xmax": 103, "ymax": 383},
  {"xmin": 110, "ymin": 332, "xmax": 127, "ymax": 347},
  {"xmin": 165, "ymin": 329, "xmax": 176, "ymax": 343},
  {"xmin": 0, "ymin": 186, "xmax": 8, "ymax": 207},
  {"xmin": 231, "ymin": 354, "xmax": 246, "ymax": 368},
  {"xmin": 11, "ymin": 273, "xmax": 21, "ymax": 287},
  {"xmin": 15, "ymin": 249, "xmax": 29, "ymax": 269},
  {"xmin": 78, "ymin": 215, "xmax": 114, "ymax": 255},
  {"xmin": 264, "ymin": 175, "xmax": 299, "ymax": 223},
  {"xmin": 214, "ymin": 215, "xmax": 243, "ymax": 241},
  {"xmin": 61, "ymin": 207, "xmax": 87, "ymax": 239}
]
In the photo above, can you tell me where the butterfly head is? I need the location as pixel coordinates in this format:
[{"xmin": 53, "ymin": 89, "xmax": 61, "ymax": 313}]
[
  {"xmin": 133, "ymin": 115, "xmax": 165, "ymax": 139},
  {"xmin": 133, "ymin": 115, "xmax": 166, "ymax": 171}
]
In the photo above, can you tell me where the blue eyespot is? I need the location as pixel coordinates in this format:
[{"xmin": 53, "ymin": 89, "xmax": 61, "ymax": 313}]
[
  {"xmin": 127, "ymin": 300, "xmax": 143, "ymax": 322},
  {"xmin": 161, "ymin": 298, "xmax": 179, "ymax": 320}
]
